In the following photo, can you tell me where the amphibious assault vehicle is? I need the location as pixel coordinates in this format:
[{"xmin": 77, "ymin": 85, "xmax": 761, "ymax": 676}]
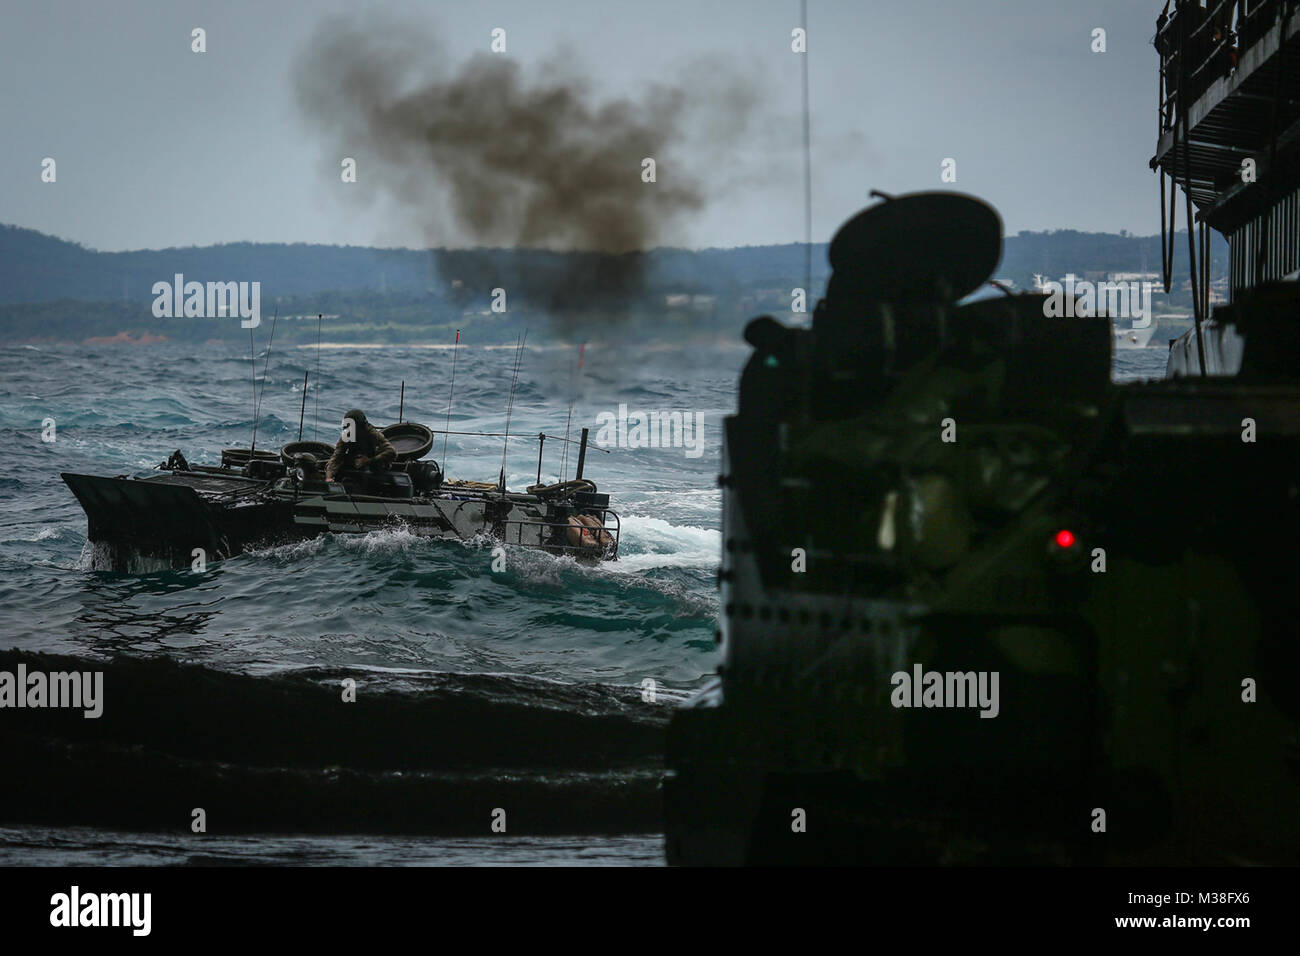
[{"xmin": 64, "ymin": 423, "xmax": 620, "ymax": 572}]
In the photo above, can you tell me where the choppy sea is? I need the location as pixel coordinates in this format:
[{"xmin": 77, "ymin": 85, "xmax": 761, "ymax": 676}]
[{"xmin": 0, "ymin": 337, "xmax": 1169, "ymax": 865}]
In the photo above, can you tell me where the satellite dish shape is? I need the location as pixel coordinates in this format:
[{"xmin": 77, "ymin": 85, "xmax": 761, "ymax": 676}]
[{"xmin": 826, "ymin": 192, "xmax": 1003, "ymax": 303}]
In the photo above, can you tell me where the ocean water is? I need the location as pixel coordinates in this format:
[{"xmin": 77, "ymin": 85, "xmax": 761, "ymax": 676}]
[
  {"xmin": 1111, "ymin": 344, "xmax": 1171, "ymax": 383},
  {"xmin": 0, "ymin": 342, "xmax": 731, "ymax": 679},
  {"xmin": 0, "ymin": 337, "xmax": 1169, "ymax": 866}
]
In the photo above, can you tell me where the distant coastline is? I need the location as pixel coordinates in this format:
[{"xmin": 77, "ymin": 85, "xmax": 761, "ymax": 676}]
[{"xmin": 1, "ymin": 220, "xmax": 1221, "ymax": 348}]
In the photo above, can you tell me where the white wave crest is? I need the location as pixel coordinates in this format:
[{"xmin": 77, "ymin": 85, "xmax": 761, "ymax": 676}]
[
  {"xmin": 238, "ymin": 515, "xmax": 717, "ymax": 575},
  {"xmin": 610, "ymin": 514, "xmax": 720, "ymax": 572},
  {"xmin": 2, "ymin": 526, "xmax": 60, "ymax": 543}
]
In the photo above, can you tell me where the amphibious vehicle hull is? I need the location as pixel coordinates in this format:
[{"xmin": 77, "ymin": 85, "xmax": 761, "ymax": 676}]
[{"xmin": 65, "ymin": 451, "xmax": 619, "ymax": 572}]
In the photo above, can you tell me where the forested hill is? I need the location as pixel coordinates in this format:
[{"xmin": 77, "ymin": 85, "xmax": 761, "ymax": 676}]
[{"xmin": 0, "ymin": 222, "xmax": 1225, "ymax": 306}]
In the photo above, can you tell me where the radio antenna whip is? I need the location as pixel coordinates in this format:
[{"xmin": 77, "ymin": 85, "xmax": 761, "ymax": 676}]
[
  {"xmin": 562, "ymin": 342, "xmax": 585, "ymax": 482},
  {"xmin": 248, "ymin": 324, "xmax": 257, "ymax": 453},
  {"xmin": 297, "ymin": 370, "xmax": 309, "ymax": 441},
  {"xmin": 500, "ymin": 330, "xmax": 528, "ymax": 490},
  {"xmin": 441, "ymin": 329, "xmax": 460, "ymax": 474},
  {"xmin": 312, "ymin": 313, "xmax": 322, "ymax": 442},
  {"xmin": 251, "ymin": 307, "xmax": 278, "ymax": 456},
  {"xmin": 801, "ymin": 0, "xmax": 812, "ymax": 299}
]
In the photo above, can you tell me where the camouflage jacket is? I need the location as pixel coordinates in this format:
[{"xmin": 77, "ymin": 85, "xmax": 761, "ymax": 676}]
[{"xmin": 325, "ymin": 423, "xmax": 397, "ymax": 479}]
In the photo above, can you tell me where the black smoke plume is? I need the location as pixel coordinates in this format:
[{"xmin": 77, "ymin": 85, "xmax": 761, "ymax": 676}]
[{"xmin": 293, "ymin": 15, "xmax": 762, "ymax": 319}]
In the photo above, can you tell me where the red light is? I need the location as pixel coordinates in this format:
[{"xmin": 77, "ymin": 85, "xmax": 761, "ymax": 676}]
[{"xmin": 1054, "ymin": 529, "xmax": 1076, "ymax": 549}]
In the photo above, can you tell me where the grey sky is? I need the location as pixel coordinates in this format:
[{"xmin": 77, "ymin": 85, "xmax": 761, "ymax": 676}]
[{"xmin": 1, "ymin": 0, "xmax": 1167, "ymax": 252}]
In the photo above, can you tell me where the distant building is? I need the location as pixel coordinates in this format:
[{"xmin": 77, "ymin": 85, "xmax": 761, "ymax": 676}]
[{"xmin": 665, "ymin": 294, "xmax": 717, "ymax": 310}]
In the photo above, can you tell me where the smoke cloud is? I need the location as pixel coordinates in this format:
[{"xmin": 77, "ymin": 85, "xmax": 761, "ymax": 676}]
[{"xmin": 293, "ymin": 15, "xmax": 764, "ymax": 316}]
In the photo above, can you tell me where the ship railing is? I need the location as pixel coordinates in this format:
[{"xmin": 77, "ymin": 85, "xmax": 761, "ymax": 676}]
[
  {"xmin": 1158, "ymin": 0, "xmax": 1281, "ymax": 132},
  {"xmin": 499, "ymin": 510, "xmax": 621, "ymax": 559},
  {"xmin": 425, "ymin": 424, "xmax": 612, "ymax": 487}
]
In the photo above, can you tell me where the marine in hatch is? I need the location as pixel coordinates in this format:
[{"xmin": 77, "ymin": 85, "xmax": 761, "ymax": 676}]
[{"xmin": 324, "ymin": 408, "xmax": 396, "ymax": 481}]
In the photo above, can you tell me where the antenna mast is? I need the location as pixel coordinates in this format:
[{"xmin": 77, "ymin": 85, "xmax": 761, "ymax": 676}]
[
  {"xmin": 499, "ymin": 330, "xmax": 528, "ymax": 490},
  {"xmin": 297, "ymin": 370, "xmax": 309, "ymax": 441},
  {"xmin": 441, "ymin": 329, "xmax": 461, "ymax": 474},
  {"xmin": 312, "ymin": 313, "xmax": 322, "ymax": 441},
  {"xmin": 248, "ymin": 325, "xmax": 257, "ymax": 453},
  {"xmin": 250, "ymin": 308, "xmax": 278, "ymax": 456},
  {"xmin": 801, "ymin": 0, "xmax": 812, "ymax": 299},
  {"xmin": 561, "ymin": 342, "xmax": 585, "ymax": 482}
]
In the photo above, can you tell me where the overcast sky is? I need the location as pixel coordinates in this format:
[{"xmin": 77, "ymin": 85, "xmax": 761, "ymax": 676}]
[{"xmin": 1, "ymin": 0, "xmax": 1168, "ymax": 252}]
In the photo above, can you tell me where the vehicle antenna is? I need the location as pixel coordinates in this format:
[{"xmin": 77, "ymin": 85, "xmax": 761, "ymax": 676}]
[
  {"xmin": 441, "ymin": 329, "xmax": 460, "ymax": 474},
  {"xmin": 313, "ymin": 313, "xmax": 322, "ymax": 442},
  {"xmin": 800, "ymin": 0, "xmax": 812, "ymax": 300},
  {"xmin": 561, "ymin": 342, "xmax": 585, "ymax": 482},
  {"xmin": 251, "ymin": 307, "xmax": 278, "ymax": 456},
  {"xmin": 561, "ymin": 362, "xmax": 574, "ymax": 482},
  {"xmin": 399, "ymin": 380, "xmax": 405, "ymax": 423},
  {"xmin": 500, "ymin": 330, "xmax": 528, "ymax": 492},
  {"xmin": 297, "ymin": 370, "xmax": 309, "ymax": 441},
  {"xmin": 249, "ymin": 324, "xmax": 257, "ymax": 453}
]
